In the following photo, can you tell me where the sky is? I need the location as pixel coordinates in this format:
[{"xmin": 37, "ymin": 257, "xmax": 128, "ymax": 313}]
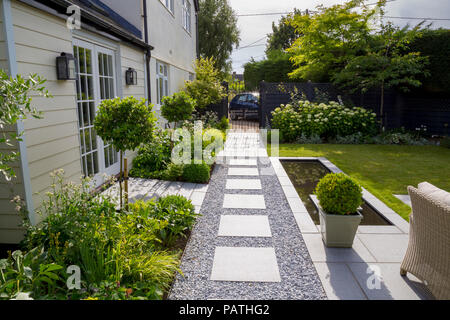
[{"xmin": 228, "ymin": 0, "xmax": 450, "ymax": 74}]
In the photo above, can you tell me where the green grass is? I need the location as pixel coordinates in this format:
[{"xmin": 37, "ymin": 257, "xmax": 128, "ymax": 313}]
[{"xmin": 269, "ymin": 144, "xmax": 450, "ymax": 221}]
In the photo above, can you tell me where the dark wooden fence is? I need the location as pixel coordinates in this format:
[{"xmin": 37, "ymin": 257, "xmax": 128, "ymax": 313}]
[{"xmin": 259, "ymin": 81, "xmax": 450, "ymax": 136}]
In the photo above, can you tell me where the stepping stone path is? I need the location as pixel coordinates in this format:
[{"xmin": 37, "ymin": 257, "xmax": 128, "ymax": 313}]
[{"xmin": 169, "ymin": 131, "xmax": 326, "ymax": 300}]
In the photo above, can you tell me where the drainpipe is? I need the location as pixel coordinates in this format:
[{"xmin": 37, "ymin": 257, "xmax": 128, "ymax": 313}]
[{"xmin": 143, "ymin": 0, "xmax": 152, "ymax": 103}]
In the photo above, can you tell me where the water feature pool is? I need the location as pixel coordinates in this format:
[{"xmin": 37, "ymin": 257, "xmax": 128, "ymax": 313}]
[{"xmin": 281, "ymin": 160, "xmax": 392, "ymax": 226}]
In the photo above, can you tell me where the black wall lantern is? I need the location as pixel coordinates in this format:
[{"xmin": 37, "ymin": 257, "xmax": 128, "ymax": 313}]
[
  {"xmin": 125, "ymin": 68, "xmax": 137, "ymax": 85},
  {"xmin": 56, "ymin": 52, "xmax": 76, "ymax": 80}
]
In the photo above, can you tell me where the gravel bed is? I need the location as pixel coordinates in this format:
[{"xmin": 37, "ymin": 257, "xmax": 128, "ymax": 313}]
[{"xmin": 168, "ymin": 157, "xmax": 326, "ymax": 300}]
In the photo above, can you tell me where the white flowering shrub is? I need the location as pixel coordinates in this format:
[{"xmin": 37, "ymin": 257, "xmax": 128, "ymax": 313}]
[{"xmin": 271, "ymin": 100, "xmax": 378, "ymax": 142}]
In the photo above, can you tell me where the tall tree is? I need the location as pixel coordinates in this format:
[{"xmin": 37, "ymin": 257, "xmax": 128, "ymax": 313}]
[
  {"xmin": 266, "ymin": 9, "xmax": 301, "ymax": 53},
  {"xmin": 198, "ymin": 0, "xmax": 240, "ymax": 76},
  {"xmin": 287, "ymin": 0, "xmax": 377, "ymax": 82}
]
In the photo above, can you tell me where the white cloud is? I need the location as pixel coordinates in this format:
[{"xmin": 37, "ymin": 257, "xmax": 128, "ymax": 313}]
[{"xmin": 229, "ymin": 0, "xmax": 450, "ymax": 74}]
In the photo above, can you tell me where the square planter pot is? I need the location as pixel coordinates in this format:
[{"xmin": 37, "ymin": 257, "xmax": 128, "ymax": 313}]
[{"xmin": 318, "ymin": 205, "xmax": 363, "ymax": 248}]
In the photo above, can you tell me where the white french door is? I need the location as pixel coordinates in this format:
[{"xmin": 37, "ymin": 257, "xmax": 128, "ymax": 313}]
[{"xmin": 73, "ymin": 39, "xmax": 120, "ymax": 186}]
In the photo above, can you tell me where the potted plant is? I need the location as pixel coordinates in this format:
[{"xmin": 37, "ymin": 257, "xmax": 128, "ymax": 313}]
[{"xmin": 315, "ymin": 173, "xmax": 363, "ymax": 248}]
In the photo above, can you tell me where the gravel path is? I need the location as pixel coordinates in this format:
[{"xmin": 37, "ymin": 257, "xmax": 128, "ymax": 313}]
[{"xmin": 168, "ymin": 132, "xmax": 326, "ymax": 300}]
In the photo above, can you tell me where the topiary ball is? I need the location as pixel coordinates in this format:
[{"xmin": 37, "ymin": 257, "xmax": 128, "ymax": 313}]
[
  {"xmin": 315, "ymin": 173, "xmax": 363, "ymax": 215},
  {"xmin": 182, "ymin": 162, "xmax": 211, "ymax": 183}
]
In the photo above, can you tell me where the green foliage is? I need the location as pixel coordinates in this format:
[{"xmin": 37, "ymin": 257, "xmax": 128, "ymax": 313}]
[
  {"xmin": 409, "ymin": 28, "xmax": 450, "ymax": 93},
  {"xmin": 315, "ymin": 173, "xmax": 363, "ymax": 215},
  {"xmin": 130, "ymin": 129, "xmax": 172, "ymax": 175},
  {"xmin": 366, "ymin": 131, "xmax": 432, "ymax": 146},
  {"xmin": 288, "ymin": 0, "xmax": 377, "ymax": 82},
  {"xmin": 94, "ymin": 96, "xmax": 157, "ymax": 152},
  {"xmin": 130, "ymin": 196, "xmax": 199, "ymax": 247},
  {"xmin": 184, "ymin": 57, "xmax": 227, "ymax": 110},
  {"xmin": 182, "ymin": 162, "xmax": 211, "ymax": 183},
  {"xmin": 244, "ymin": 51, "xmax": 296, "ymax": 91},
  {"xmin": 161, "ymin": 91, "xmax": 196, "ymax": 125},
  {"xmin": 216, "ymin": 116, "xmax": 230, "ymax": 131},
  {"xmin": 266, "ymin": 9, "xmax": 302, "ymax": 53},
  {"xmin": 18, "ymin": 170, "xmax": 183, "ymax": 300},
  {"xmin": 0, "ymin": 70, "xmax": 50, "ymax": 180},
  {"xmin": 0, "ymin": 247, "xmax": 63, "ymax": 299},
  {"xmin": 161, "ymin": 163, "xmax": 184, "ymax": 181},
  {"xmin": 198, "ymin": 0, "xmax": 240, "ymax": 75},
  {"xmin": 271, "ymin": 100, "xmax": 378, "ymax": 142}
]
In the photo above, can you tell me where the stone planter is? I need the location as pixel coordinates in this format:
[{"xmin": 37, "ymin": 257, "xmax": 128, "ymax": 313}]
[{"xmin": 318, "ymin": 204, "xmax": 363, "ymax": 248}]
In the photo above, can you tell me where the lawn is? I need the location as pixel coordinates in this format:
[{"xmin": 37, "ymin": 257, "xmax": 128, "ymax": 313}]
[{"xmin": 269, "ymin": 144, "xmax": 450, "ymax": 221}]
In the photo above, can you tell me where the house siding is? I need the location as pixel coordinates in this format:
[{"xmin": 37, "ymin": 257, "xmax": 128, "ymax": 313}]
[
  {"xmin": 0, "ymin": 1, "xmax": 148, "ymax": 243},
  {"xmin": 0, "ymin": 1, "xmax": 27, "ymax": 243},
  {"xmin": 11, "ymin": 1, "xmax": 82, "ymax": 224}
]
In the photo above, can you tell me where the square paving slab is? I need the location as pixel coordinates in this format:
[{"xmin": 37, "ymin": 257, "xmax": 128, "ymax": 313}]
[
  {"xmin": 228, "ymin": 158, "xmax": 258, "ymax": 166},
  {"xmin": 210, "ymin": 247, "xmax": 281, "ymax": 282},
  {"xmin": 225, "ymin": 179, "xmax": 262, "ymax": 190},
  {"xmin": 228, "ymin": 167, "xmax": 259, "ymax": 176},
  {"xmin": 218, "ymin": 215, "xmax": 272, "ymax": 237},
  {"xmin": 223, "ymin": 194, "xmax": 266, "ymax": 209}
]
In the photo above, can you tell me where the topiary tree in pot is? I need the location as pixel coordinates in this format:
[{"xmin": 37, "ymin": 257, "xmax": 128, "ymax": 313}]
[
  {"xmin": 94, "ymin": 96, "xmax": 157, "ymax": 210},
  {"xmin": 315, "ymin": 173, "xmax": 363, "ymax": 247}
]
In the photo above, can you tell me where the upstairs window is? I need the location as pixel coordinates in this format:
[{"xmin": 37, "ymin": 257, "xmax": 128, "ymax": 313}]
[
  {"xmin": 156, "ymin": 61, "xmax": 169, "ymax": 105},
  {"xmin": 182, "ymin": 0, "xmax": 191, "ymax": 33},
  {"xmin": 160, "ymin": 0, "xmax": 174, "ymax": 14}
]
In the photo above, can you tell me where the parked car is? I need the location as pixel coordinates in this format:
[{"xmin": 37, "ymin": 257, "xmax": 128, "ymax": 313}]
[{"xmin": 229, "ymin": 93, "xmax": 259, "ymax": 121}]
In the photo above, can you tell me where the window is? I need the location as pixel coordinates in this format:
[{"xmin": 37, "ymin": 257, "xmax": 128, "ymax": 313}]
[
  {"xmin": 74, "ymin": 40, "xmax": 119, "ymax": 184},
  {"xmin": 160, "ymin": 0, "xmax": 174, "ymax": 14},
  {"xmin": 156, "ymin": 61, "xmax": 169, "ymax": 105},
  {"xmin": 182, "ymin": 0, "xmax": 191, "ymax": 33}
]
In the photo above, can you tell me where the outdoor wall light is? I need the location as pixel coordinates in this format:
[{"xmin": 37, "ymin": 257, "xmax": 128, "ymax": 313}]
[
  {"xmin": 125, "ymin": 68, "xmax": 138, "ymax": 85},
  {"xmin": 56, "ymin": 52, "xmax": 76, "ymax": 80}
]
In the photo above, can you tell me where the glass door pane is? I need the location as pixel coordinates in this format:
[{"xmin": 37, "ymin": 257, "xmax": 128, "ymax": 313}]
[
  {"xmin": 74, "ymin": 45, "xmax": 99, "ymax": 178},
  {"xmin": 97, "ymin": 51, "xmax": 118, "ymax": 169}
]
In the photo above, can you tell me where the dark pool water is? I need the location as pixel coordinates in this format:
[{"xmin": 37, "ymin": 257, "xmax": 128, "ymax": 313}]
[{"xmin": 281, "ymin": 160, "xmax": 392, "ymax": 226}]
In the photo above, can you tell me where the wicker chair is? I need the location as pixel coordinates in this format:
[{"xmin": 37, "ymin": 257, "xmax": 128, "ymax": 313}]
[{"xmin": 400, "ymin": 185, "xmax": 450, "ymax": 300}]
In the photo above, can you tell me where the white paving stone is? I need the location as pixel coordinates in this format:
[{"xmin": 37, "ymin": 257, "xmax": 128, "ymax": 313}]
[
  {"xmin": 226, "ymin": 179, "xmax": 262, "ymax": 190},
  {"xmin": 228, "ymin": 167, "xmax": 259, "ymax": 176},
  {"xmin": 190, "ymin": 191, "xmax": 207, "ymax": 206},
  {"xmin": 229, "ymin": 158, "xmax": 258, "ymax": 166},
  {"xmin": 223, "ymin": 194, "xmax": 266, "ymax": 209},
  {"xmin": 210, "ymin": 247, "xmax": 281, "ymax": 282},
  {"xmin": 218, "ymin": 215, "xmax": 272, "ymax": 237}
]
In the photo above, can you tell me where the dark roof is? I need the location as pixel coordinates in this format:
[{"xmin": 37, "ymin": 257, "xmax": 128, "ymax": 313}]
[
  {"xmin": 21, "ymin": 0, "xmax": 152, "ymax": 51},
  {"xmin": 79, "ymin": 0, "xmax": 142, "ymax": 39}
]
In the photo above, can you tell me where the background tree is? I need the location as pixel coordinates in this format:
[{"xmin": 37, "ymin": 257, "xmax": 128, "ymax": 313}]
[
  {"xmin": 184, "ymin": 57, "xmax": 226, "ymax": 110},
  {"xmin": 198, "ymin": 0, "xmax": 240, "ymax": 76},
  {"xmin": 287, "ymin": 0, "xmax": 377, "ymax": 82},
  {"xmin": 0, "ymin": 70, "xmax": 50, "ymax": 180},
  {"xmin": 333, "ymin": 21, "xmax": 429, "ymax": 128},
  {"xmin": 266, "ymin": 9, "xmax": 302, "ymax": 54},
  {"xmin": 94, "ymin": 96, "xmax": 157, "ymax": 209}
]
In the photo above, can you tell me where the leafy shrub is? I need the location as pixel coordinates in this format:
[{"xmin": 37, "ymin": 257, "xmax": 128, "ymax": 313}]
[
  {"xmin": 367, "ymin": 131, "xmax": 431, "ymax": 146},
  {"xmin": 161, "ymin": 91, "xmax": 196, "ymax": 126},
  {"xmin": 130, "ymin": 129, "xmax": 172, "ymax": 176},
  {"xmin": 271, "ymin": 100, "xmax": 378, "ymax": 142},
  {"xmin": 315, "ymin": 173, "xmax": 363, "ymax": 215},
  {"xmin": 184, "ymin": 57, "xmax": 226, "ymax": 110},
  {"xmin": 216, "ymin": 116, "xmax": 230, "ymax": 131},
  {"xmin": 0, "ymin": 247, "xmax": 64, "ymax": 299},
  {"xmin": 18, "ymin": 170, "xmax": 181, "ymax": 300},
  {"xmin": 130, "ymin": 196, "xmax": 199, "ymax": 247},
  {"xmin": 295, "ymin": 133, "xmax": 323, "ymax": 144},
  {"xmin": 331, "ymin": 132, "xmax": 365, "ymax": 144},
  {"xmin": 182, "ymin": 162, "xmax": 211, "ymax": 183},
  {"xmin": 161, "ymin": 163, "xmax": 184, "ymax": 181}
]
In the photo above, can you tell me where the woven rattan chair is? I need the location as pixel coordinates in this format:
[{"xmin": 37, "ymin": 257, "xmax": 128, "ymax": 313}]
[{"xmin": 400, "ymin": 186, "xmax": 450, "ymax": 300}]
